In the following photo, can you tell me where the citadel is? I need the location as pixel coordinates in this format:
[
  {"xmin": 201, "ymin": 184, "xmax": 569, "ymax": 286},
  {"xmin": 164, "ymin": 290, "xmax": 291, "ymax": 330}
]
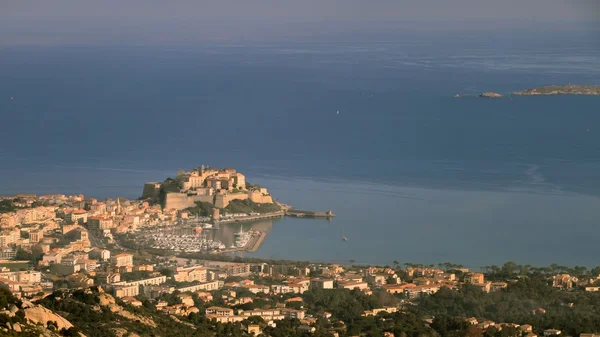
[{"xmin": 142, "ymin": 166, "xmax": 274, "ymax": 210}]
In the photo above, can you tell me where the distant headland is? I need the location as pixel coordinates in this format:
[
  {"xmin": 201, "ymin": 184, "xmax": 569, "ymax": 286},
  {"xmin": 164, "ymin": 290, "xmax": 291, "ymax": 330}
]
[
  {"xmin": 454, "ymin": 84, "xmax": 600, "ymax": 98},
  {"xmin": 512, "ymin": 84, "xmax": 600, "ymax": 96}
]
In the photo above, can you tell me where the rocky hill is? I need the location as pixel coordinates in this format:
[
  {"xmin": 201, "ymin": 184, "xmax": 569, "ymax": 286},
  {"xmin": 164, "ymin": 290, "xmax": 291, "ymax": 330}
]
[
  {"xmin": 34, "ymin": 287, "xmax": 205, "ymax": 337},
  {"xmin": 0, "ymin": 286, "xmax": 79, "ymax": 337}
]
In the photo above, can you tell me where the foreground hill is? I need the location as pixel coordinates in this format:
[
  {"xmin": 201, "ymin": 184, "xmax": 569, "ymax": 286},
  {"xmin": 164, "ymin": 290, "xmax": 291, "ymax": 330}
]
[{"xmin": 34, "ymin": 287, "xmax": 208, "ymax": 337}]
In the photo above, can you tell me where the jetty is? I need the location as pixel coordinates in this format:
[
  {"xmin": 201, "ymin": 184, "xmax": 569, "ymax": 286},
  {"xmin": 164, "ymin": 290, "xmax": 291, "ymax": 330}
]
[{"xmin": 285, "ymin": 209, "xmax": 335, "ymax": 218}]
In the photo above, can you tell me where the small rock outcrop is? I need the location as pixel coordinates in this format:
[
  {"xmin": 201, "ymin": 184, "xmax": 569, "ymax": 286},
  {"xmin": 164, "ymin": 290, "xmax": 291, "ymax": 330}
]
[{"xmin": 479, "ymin": 92, "xmax": 503, "ymax": 98}]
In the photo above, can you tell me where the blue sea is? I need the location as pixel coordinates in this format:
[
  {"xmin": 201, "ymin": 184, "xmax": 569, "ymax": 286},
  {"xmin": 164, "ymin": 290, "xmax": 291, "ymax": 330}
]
[{"xmin": 1, "ymin": 32, "xmax": 599, "ymax": 267}]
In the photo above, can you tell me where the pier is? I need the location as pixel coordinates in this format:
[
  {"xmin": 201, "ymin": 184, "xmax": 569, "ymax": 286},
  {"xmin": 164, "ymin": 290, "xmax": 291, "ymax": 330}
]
[{"xmin": 285, "ymin": 209, "xmax": 335, "ymax": 218}]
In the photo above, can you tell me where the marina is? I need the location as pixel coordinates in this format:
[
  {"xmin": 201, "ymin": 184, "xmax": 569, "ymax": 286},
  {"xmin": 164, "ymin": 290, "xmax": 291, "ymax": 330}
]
[{"xmin": 130, "ymin": 220, "xmax": 266, "ymax": 255}]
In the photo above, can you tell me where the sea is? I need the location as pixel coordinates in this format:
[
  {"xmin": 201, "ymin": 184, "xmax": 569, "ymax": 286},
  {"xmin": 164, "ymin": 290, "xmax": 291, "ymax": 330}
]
[{"xmin": 1, "ymin": 31, "xmax": 599, "ymax": 268}]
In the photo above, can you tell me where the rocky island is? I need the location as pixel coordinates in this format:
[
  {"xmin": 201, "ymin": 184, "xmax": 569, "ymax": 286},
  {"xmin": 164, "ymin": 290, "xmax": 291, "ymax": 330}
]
[
  {"xmin": 479, "ymin": 92, "xmax": 503, "ymax": 98},
  {"xmin": 513, "ymin": 84, "xmax": 600, "ymax": 96}
]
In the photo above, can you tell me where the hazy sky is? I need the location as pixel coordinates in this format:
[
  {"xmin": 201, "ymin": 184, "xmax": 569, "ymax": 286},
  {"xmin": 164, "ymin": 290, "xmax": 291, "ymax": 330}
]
[{"xmin": 1, "ymin": 0, "xmax": 599, "ymax": 44}]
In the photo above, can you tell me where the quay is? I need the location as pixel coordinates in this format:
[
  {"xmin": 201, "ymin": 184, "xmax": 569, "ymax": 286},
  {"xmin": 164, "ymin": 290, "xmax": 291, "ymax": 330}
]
[
  {"xmin": 285, "ymin": 209, "xmax": 335, "ymax": 218},
  {"xmin": 213, "ymin": 211, "xmax": 285, "ymax": 225},
  {"xmin": 211, "ymin": 230, "xmax": 266, "ymax": 254}
]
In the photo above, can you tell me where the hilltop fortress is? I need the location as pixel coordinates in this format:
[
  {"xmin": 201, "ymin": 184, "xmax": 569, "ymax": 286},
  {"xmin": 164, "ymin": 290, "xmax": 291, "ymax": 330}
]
[{"xmin": 142, "ymin": 166, "xmax": 273, "ymax": 210}]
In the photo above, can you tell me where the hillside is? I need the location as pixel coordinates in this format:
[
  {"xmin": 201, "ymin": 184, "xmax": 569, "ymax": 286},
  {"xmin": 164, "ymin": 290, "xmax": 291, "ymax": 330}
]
[
  {"xmin": 35, "ymin": 287, "xmax": 209, "ymax": 337},
  {"xmin": 0, "ymin": 286, "xmax": 79, "ymax": 337}
]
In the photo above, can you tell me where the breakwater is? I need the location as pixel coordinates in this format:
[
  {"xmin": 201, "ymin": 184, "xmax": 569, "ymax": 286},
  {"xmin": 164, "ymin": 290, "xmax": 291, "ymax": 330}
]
[{"xmin": 285, "ymin": 209, "xmax": 335, "ymax": 218}]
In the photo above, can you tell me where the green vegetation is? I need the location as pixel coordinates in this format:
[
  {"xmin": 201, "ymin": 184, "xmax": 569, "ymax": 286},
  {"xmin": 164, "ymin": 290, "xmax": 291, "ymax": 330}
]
[
  {"xmin": 37, "ymin": 288, "xmax": 203, "ymax": 337},
  {"xmin": 0, "ymin": 199, "xmax": 18, "ymax": 214},
  {"xmin": 224, "ymin": 199, "xmax": 281, "ymax": 214},
  {"xmin": 185, "ymin": 201, "xmax": 215, "ymax": 217},
  {"xmin": 245, "ymin": 182, "xmax": 260, "ymax": 190},
  {"xmin": 158, "ymin": 177, "xmax": 181, "ymax": 207},
  {"xmin": 419, "ymin": 278, "xmax": 600, "ymax": 336},
  {"xmin": 0, "ymin": 261, "xmax": 31, "ymax": 271}
]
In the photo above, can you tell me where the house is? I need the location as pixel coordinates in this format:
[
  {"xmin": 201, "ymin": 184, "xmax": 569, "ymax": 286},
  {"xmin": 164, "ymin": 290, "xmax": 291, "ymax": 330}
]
[
  {"xmin": 310, "ymin": 278, "xmax": 334, "ymax": 289},
  {"xmin": 281, "ymin": 308, "xmax": 305, "ymax": 319},
  {"xmin": 404, "ymin": 285, "xmax": 440, "ymax": 298},
  {"xmin": 465, "ymin": 273, "xmax": 485, "ymax": 285},
  {"xmin": 206, "ymin": 306, "xmax": 234, "ymax": 316},
  {"xmin": 520, "ymin": 324, "xmax": 533, "ymax": 332},
  {"xmin": 245, "ymin": 284, "xmax": 270, "ymax": 294},
  {"xmin": 490, "ymin": 282, "xmax": 508, "ymax": 292},
  {"xmin": 552, "ymin": 274, "xmax": 578, "ymax": 289},
  {"xmin": 173, "ymin": 265, "xmax": 208, "ymax": 283},
  {"xmin": 114, "ymin": 284, "xmax": 139, "ymax": 298},
  {"xmin": 111, "ymin": 253, "xmax": 134, "ymax": 268},
  {"xmin": 285, "ymin": 297, "xmax": 303, "ymax": 303},
  {"xmin": 337, "ymin": 281, "xmax": 369, "ymax": 291},
  {"xmin": 178, "ymin": 294, "xmax": 195, "ymax": 307},
  {"xmin": 543, "ymin": 329, "xmax": 561, "ymax": 336},
  {"xmin": 298, "ymin": 325, "xmax": 316, "ymax": 333},
  {"xmin": 247, "ymin": 324, "xmax": 261, "ymax": 335},
  {"xmin": 383, "ymin": 283, "xmax": 416, "ymax": 294},
  {"xmin": 206, "ymin": 315, "xmax": 245, "ymax": 323}
]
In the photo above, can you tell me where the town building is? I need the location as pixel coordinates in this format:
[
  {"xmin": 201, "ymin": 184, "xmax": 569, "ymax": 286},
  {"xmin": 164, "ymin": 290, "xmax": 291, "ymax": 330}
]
[
  {"xmin": 173, "ymin": 265, "xmax": 208, "ymax": 283},
  {"xmin": 310, "ymin": 279, "xmax": 334, "ymax": 290},
  {"xmin": 111, "ymin": 253, "xmax": 134, "ymax": 268},
  {"xmin": 66, "ymin": 210, "xmax": 88, "ymax": 224},
  {"xmin": 87, "ymin": 216, "xmax": 114, "ymax": 230}
]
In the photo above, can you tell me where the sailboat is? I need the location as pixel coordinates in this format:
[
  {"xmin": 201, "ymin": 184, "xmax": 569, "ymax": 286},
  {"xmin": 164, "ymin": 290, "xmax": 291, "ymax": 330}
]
[{"xmin": 342, "ymin": 235, "xmax": 348, "ymax": 242}]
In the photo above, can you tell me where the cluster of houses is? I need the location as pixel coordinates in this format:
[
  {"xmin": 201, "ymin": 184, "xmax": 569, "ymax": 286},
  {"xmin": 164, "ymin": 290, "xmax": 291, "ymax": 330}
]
[{"xmin": 2, "ymin": 194, "xmax": 600, "ymax": 336}]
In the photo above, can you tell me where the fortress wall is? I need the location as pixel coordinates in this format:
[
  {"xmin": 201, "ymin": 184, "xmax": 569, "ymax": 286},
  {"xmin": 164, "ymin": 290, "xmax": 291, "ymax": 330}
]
[
  {"xmin": 192, "ymin": 195, "xmax": 214, "ymax": 205},
  {"xmin": 165, "ymin": 194, "xmax": 196, "ymax": 211},
  {"xmin": 165, "ymin": 194, "xmax": 214, "ymax": 211},
  {"xmin": 215, "ymin": 193, "xmax": 248, "ymax": 209},
  {"xmin": 141, "ymin": 183, "xmax": 161, "ymax": 199},
  {"xmin": 249, "ymin": 191, "xmax": 273, "ymax": 204}
]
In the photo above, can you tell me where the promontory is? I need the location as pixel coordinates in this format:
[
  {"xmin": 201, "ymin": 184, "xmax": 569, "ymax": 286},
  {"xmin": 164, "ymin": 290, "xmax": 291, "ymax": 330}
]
[{"xmin": 513, "ymin": 84, "xmax": 600, "ymax": 96}]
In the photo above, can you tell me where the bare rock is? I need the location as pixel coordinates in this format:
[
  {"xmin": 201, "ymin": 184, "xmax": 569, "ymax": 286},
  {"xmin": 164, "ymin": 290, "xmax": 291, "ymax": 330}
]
[{"xmin": 24, "ymin": 305, "xmax": 74, "ymax": 331}]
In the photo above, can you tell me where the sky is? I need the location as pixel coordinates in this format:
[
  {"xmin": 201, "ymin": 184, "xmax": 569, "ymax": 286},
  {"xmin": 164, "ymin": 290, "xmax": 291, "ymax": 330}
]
[{"xmin": 1, "ymin": 0, "xmax": 599, "ymax": 44}]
